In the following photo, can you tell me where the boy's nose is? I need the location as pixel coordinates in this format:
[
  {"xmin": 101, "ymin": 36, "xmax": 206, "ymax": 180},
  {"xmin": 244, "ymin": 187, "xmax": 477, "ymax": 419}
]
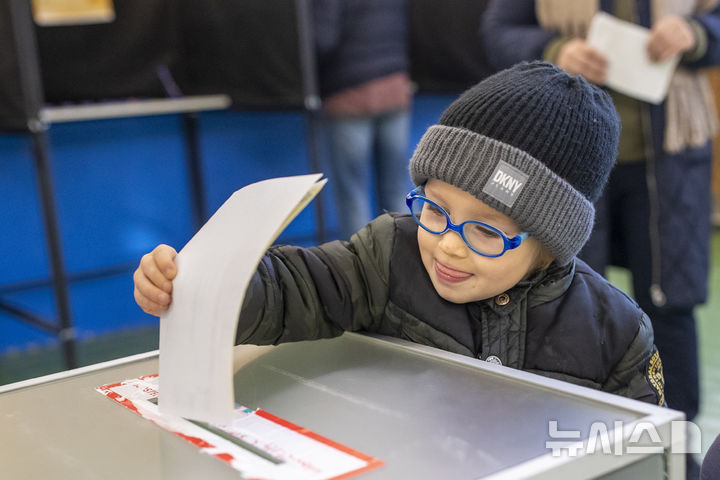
[{"xmin": 438, "ymin": 230, "xmax": 469, "ymax": 257}]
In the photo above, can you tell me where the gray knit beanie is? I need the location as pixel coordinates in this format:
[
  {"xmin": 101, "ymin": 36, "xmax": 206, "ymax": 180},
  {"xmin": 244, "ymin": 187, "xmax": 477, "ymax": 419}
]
[{"xmin": 409, "ymin": 61, "xmax": 620, "ymax": 265}]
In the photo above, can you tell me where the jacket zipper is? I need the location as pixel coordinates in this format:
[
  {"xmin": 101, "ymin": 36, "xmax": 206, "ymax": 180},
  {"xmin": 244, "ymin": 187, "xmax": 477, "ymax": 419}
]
[{"xmin": 641, "ymin": 107, "xmax": 667, "ymax": 307}]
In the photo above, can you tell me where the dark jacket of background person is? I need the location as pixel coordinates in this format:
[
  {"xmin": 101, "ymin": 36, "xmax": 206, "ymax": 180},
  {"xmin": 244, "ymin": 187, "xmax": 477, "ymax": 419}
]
[
  {"xmin": 702, "ymin": 434, "xmax": 720, "ymax": 479},
  {"xmin": 408, "ymin": 0, "xmax": 495, "ymax": 93},
  {"xmin": 312, "ymin": 0, "xmax": 408, "ymax": 98},
  {"xmin": 237, "ymin": 213, "xmax": 665, "ymax": 405},
  {"xmin": 482, "ymin": 0, "xmax": 720, "ymax": 310}
]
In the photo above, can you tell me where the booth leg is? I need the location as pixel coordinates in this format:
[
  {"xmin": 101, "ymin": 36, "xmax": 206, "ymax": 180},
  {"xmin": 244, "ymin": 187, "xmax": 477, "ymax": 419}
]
[
  {"xmin": 30, "ymin": 128, "xmax": 77, "ymax": 369},
  {"xmin": 182, "ymin": 113, "xmax": 208, "ymax": 231}
]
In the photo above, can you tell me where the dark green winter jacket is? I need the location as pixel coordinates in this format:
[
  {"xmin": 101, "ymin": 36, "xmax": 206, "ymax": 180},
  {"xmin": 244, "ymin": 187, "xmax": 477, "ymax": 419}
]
[{"xmin": 237, "ymin": 213, "xmax": 665, "ymax": 405}]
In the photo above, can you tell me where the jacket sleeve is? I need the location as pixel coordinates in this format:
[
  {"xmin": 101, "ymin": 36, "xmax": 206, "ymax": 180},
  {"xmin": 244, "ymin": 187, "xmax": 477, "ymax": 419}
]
[
  {"xmin": 312, "ymin": 0, "xmax": 342, "ymax": 58},
  {"xmin": 601, "ymin": 313, "xmax": 666, "ymax": 406},
  {"xmin": 234, "ymin": 214, "xmax": 396, "ymax": 346},
  {"xmin": 482, "ymin": 0, "xmax": 558, "ymax": 70},
  {"xmin": 683, "ymin": 5, "xmax": 720, "ymax": 69}
]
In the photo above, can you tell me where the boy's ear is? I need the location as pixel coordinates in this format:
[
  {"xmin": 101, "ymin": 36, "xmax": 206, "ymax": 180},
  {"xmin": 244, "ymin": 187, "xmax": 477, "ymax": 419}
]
[{"xmin": 535, "ymin": 246, "xmax": 555, "ymax": 271}]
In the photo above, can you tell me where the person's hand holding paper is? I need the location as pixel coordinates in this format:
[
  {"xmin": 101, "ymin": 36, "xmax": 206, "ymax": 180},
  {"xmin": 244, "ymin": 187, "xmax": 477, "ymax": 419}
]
[
  {"xmin": 133, "ymin": 174, "xmax": 326, "ymax": 425},
  {"xmin": 134, "ymin": 244, "xmax": 178, "ymax": 317},
  {"xmin": 646, "ymin": 15, "xmax": 696, "ymax": 62},
  {"xmin": 556, "ymin": 38, "xmax": 608, "ymax": 85},
  {"xmin": 585, "ymin": 12, "xmax": 693, "ymax": 103}
]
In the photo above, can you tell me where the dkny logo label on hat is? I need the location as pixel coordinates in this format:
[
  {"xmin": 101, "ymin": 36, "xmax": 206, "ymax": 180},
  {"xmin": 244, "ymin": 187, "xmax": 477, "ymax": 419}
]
[{"xmin": 482, "ymin": 160, "xmax": 528, "ymax": 207}]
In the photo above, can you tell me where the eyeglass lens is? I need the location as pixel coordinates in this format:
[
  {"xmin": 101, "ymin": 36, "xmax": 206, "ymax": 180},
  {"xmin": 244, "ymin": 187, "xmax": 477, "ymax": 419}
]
[{"xmin": 409, "ymin": 197, "xmax": 506, "ymax": 256}]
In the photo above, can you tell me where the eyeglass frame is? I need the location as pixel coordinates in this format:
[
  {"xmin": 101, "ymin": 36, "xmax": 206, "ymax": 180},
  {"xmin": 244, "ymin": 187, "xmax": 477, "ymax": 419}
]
[{"xmin": 405, "ymin": 186, "xmax": 529, "ymax": 258}]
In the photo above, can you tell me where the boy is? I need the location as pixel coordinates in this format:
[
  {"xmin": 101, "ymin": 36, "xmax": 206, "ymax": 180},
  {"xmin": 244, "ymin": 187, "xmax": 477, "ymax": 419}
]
[{"xmin": 134, "ymin": 62, "xmax": 664, "ymax": 405}]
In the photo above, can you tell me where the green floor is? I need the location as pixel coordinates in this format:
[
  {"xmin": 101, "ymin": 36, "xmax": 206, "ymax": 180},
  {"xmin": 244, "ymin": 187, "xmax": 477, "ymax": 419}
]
[
  {"xmin": 2, "ymin": 231, "xmax": 719, "ymax": 461},
  {"xmin": 607, "ymin": 230, "xmax": 720, "ymax": 460},
  {"xmin": 690, "ymin": 229, "xmax": 720, "ymax": 460},
  {"xmin": 0, "ymin": 325, "xmax": 160, "ymax": 385}
]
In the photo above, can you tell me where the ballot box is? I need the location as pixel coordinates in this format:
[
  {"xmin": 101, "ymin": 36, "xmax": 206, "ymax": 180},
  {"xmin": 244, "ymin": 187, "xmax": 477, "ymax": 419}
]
[{"xmin": 0, "ymin": 333, "xmax": 684, "ymax": 479}]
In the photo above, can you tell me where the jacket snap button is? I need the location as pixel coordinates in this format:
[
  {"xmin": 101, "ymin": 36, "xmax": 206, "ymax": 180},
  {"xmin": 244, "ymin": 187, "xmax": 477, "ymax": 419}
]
[
  {"xmin": 495, "ymin": 293, "xmax": 510, "ymax": 306},
  {"xmin": 485, "ymin": 355, "xmax": 503, "ymax": 365}
]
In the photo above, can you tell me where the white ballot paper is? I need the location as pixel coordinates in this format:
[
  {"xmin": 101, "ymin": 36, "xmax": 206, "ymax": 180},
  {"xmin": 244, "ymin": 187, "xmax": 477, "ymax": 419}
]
[
  {"xmin": 159, "ymin": 174, "xmax": 326, "ymax": 425},
  {"xmin": 587, "ymin": 12, "xmax": 680, "ymax": 104},
  {"xmin": 97, "ymin": 375, "xmax": 383, "ymax": 479}
]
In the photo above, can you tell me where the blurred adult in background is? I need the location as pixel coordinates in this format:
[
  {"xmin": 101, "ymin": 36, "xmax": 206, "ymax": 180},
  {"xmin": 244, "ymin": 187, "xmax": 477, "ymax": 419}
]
[
  {"xmin": 408, "ymin": 0, "xmax": 494, "ymax": 93},
  {"xmin": 702, "ymin": 433, "xmax": 720, "ymax": 479},
  {"xmin": 483, "ymin": 1, "xmax": 720, "ymax": 477},
  {"xmin": 312, "ymin": 0, "xmax": 412, "ymax": 240}
]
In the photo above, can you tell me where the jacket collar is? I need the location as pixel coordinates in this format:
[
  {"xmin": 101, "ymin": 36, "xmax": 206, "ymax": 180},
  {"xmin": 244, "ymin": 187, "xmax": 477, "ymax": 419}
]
[{"xmin": 480, "ymin": 259, "xmax": 575, "ymax": 313}]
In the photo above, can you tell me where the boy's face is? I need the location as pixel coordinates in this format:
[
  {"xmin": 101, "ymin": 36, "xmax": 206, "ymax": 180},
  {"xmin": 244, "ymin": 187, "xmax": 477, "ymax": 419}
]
[{"xmin": 417, "ymin": 179, "xmax": 547, "ymax": 304}]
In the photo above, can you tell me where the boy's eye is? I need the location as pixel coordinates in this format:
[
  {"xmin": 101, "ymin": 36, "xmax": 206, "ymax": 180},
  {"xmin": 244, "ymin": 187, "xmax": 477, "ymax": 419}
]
[
  {"xmin": 466, "ymin": 223, "xmax": 500, "ymax": 239},
  {"xmin": 426, "ymin": 203, "xmax": 445, "ymax": 217}
]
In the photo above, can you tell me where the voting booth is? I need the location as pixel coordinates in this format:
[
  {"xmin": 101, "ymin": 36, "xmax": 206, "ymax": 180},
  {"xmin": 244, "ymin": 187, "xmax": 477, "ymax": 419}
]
[
  {"xmin": 0, "ymin": 0, "xmax": 322, "ymax": 370},
  {"xmin": 0, "ymin": 333, "xmax": 685, "ymax": 479}
]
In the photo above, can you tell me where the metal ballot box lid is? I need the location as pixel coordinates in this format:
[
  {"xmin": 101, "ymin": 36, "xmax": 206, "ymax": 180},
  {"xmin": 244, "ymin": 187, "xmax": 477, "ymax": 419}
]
[{"xmin": 0, "ymin": 333, "xmax": 684, "ymax": 479}]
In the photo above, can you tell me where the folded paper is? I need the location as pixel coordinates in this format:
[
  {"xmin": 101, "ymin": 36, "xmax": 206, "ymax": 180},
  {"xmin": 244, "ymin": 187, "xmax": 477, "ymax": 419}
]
[
  {"xmin": 587, "ymin": 12, "xmax": 680, "ymax": 104},
  {"xmin": 159, "ymin": 174, "xmax": 326, "ymax": 425}
]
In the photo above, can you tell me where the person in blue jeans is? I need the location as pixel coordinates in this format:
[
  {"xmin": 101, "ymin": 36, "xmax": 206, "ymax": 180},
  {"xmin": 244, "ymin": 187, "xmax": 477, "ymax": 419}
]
[{"xmin": 313, "ymin": 0, "xmax": 412, "ymax": 240}]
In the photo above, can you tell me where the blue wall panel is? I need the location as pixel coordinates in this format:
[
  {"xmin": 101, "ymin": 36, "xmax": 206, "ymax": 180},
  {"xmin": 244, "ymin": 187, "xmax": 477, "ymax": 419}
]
[
  {"xmin": 0, "ymin": 95, "xmax": 457, "ymax": 354},
  {"xmin": 0, "ymin": 292, "xmax": 56, "ymax": 353},
  {"xmin": 49, "ymin": 116, "xmax": 195, "ymax": 273},
  {"xmin": 198, "ymin": 110, "xmax": 321, "ymax": 242},
  {"xmin": 0, "ymin": 134, "xmax": 50, "ymax": 285}
]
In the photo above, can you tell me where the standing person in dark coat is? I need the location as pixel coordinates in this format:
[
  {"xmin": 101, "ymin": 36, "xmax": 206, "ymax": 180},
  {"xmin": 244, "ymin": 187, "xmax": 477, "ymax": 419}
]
[
  {"xmin": 702, "ymin": 434, "xmax": 720, "ymax": 479},
  {"xmin": 312, "ymin": 0, "xmax": 412, "ymax": 240},
  {"xmin": 482, "ymin": 2, "xmax": 720, "ymax": 477}
]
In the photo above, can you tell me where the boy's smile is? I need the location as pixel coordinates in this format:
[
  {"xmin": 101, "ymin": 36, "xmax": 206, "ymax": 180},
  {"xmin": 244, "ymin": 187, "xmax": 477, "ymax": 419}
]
[
  {"xmin": 434, "ymin": 260, "xmax": 473, "ymax": 284},
  {"xmin": 416, "ymin": 179, "xmax": 549, "ymax": 304}
]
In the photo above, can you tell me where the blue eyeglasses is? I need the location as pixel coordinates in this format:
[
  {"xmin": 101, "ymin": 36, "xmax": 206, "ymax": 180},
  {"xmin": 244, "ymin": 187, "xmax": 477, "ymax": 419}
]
[{"xmin": 406, "ymin": 187, "xmax": 528, "ymax": 257}]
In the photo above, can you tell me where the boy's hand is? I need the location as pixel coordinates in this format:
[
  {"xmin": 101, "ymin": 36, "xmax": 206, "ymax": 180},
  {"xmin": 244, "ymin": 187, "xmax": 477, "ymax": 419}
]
[
  {"xmin": 133, "ymin": 244, "xmax": 178, "ymax": 316},
  {"xmin": 556, "ymin": 38, "xmax": 608, "ymax": 85},
  {"xmin": 647, "ymin": 15, "xmax": 695, "ymax": 62}
]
